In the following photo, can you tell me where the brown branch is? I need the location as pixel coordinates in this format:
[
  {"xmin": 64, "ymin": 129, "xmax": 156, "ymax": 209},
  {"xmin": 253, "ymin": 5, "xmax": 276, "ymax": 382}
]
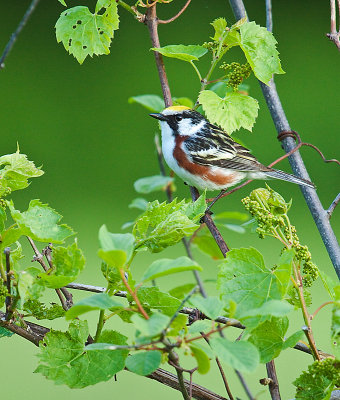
[
  {"xmin": 119, "ymin": 268, "xmax": 149, "ymax": 319},
  {"xmin": 4, "ymin": 247, "xmax": 12, "ymax": 317},
  {"xmin": 266, "ymin": 360, "xmax": 281, "ymax": 400},
  {"xmin": 0, "ymin": 0, "xmax": 41, "ymax": 70},
  {"xmin": 235, "ymin": 370, "xmax": 255, "ymax": 400},
  {"xmin": 327, "ymin": 0, "xmax": 340, "ymax": 50},
  {"xmin": 328, "ymin": 193, "xmax": 340, "ymax": 219},
  {"xmin": 158, "ymin": 0, "xmax": 192, "ymax": 24}
]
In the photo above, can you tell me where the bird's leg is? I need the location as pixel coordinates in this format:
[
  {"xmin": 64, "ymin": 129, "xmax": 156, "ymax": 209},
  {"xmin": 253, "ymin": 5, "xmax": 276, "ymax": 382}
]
[{"xmin": 205, "ymin": 189, "xmax": 227, "ymax": 213}]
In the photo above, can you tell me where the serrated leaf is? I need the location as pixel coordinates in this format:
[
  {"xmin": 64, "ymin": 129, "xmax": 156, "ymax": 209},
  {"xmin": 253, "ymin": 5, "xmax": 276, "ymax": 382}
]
[
  {"xmin": 35, "ymin": 321, "xmax": 128, "ymax": 388},
  {"xmin": 133, "ymin": 199, "xmax": 199, "ymax": 253},
  {"xmin": 131, "ymin": 313, "xmax": 170, "ymax": 337},
  {"xmin": 128, "ymin": 95, "xmax": 165, "ymax": 113},
  {"xmin": 0, "ymin": 225, "xmax": 23, "ymax": 249},
  {"xmin": 23, "ymin": 299, "xmax": 65, "ymax": 320},
  {"xmin": 134, "ymin": 175, "xmax": 173, "ymax": 194},
  {"xmin": 65, "ymin": 293, "xmax": 124, "ymax": 320},
  {"xmin": 137, "ymin": 286, "xmax": 181, "ymax": 316},
  {"xmin": 185, "ymin": 191, "xmax": 206, "ymax": 222},
  {"xmin": 190, "ymin": 344, "xmax": 211, "ymax": 374},
  {"xmin": 0, "ymin": 150, "xmax": 43, "ymax": 198},
  {"xmin": 332, "ymin": 286, "xmax": 340, "ymax": 354},
  {"xmin": 126, "ymin": 351, "xmax": 162, "ymax": 376},
  {"xmin": 56, "ymin": 1, "xmax": 119, "ymax": 64},
  {"xmin": 142, "ymin": 256, "xmax": 202, "ymax": 282},
  {"xmin": 211, "ymin": 18, "xmax": 227, "ymax": 41},
  {"xmin": 248, "ymin": 317, "xmax": 289, "ymax": 363},
  {"xmin": 210, "ymin": 337, "xmax": 259, "ymax": 373},
  {"xmin": 98, "ymin": 225, "xmax": 135, "ymax": 268},
  {"xmin": 129, "ymin": 198, "xmax": 149, "ymax": 211},
  {"xmin": 0, "ymin": 326, "xmax": 14, "ymax": 338},
  {"xmin": 217, "ymin": 248, "xmax": 292, "ymax": 318},
  {"xmin": 199, "ymin": 90, "xmax": 259, "ymax": 134},
  {"xmin": 239, "ymin": 21, "xmax": 284, "ymax": 84},
  {"xmin": 189, "ymin": 296, "xmax": 224, "ymax": 320},
  {"xmin": 192, "ymin": 233, "xmax": 224, "ymax": 260},
  {"xmin": 151, "ymin": 45, "xmax": 208, "ymax": 62},
  {"xmin": 9, "ymin": 200, "xmax": 74, "ymax": 243},
  {"xmin": 39, "ymin": 242, "xmax": 85, "ymax": 289},
  {"xmin": 17, "ymin": 267, "xmax": 45, "ymax": 305}
]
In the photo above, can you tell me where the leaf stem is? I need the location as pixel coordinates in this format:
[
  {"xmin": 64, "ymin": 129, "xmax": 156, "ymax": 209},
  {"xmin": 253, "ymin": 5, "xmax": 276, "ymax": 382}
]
[
  {"xmin": 190, "ymin": 61, "xmax": 202, "ymax": 82},
  {"xmin": 311, "ymin": 301, "xmax": 334, "ymax": 320},
  {"xmin": 117, "ymin": 0, "xmax": 138, "ymax": 16},
  {"xmin": 94, "ymin": 309, "xmax": 105, "ymax": 342},
  {"xmin": 158, "ymin": 0, "xmax": 192, "ymax": 24}
]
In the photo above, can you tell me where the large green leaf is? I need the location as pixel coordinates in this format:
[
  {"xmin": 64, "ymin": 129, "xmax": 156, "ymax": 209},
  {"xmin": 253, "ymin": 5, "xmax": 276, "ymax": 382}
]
[
  {"xmin": 189, "ymin": 296, "xmax": 224, "ymax": 320},
  {"xmin": 137, "ymin": 286, "xmax": 181, "ymax": 316},
  {"xmin": 192, "ymin": 233, "xmax": 224, "ymax": 260},
  {"xmin": 65, "ymin": 293, "xmax": 124, "ymax": 320},
  {"xmin": 210, "ymin": 337, "xmax": 259, "ymax": 373},
  {"xmin": 23, "ymin": 299, "xmax": 65, "ymax": 320},
  {"xmin": 190, "ymin": 343, "xmax": 211, "ymax": 374},
  {"xmin": 128, "ymin": 95, "xmax": 165, "ymax": 113},
  {"xmin": 9, "ymin": 200, "xmax": 74, "ymax": 243},
  {"xmin": 141, "ymin": 256, "xmax": 202, "ymax": 282},
  {"xmin": 39, "ymin": 242, "xmax": 85, "ymax": 289},
  {"xmin": 98, "ymin": 225, "xmax": 135, "ymax": 268},
  {"xmin": 0, "ymin": 150, "xmax": 43, "ymax": 198},
  {"xmin": 35, "ymin": 321, "xmax": 128, "ymax": 388},
  {"xmin": 134, "ymin": 175, "xmax": 174, "ymax": 194},
  {"xmin": 199, "ymin": 90, "xmax": 259, "ymax": 134},
  {"xmin": 56, "ymin": 0, "xmax": 119, "ymax": 64},
  {"xmin": 239, "ymin": 21, "xmax": 284, "ymax": 84},
  {"xmin": 131, "ymin": 313, "xmax": 170, "ymax": 338},
  {"xmin": 125, "ymin": 351, "xmax": 162, "ymax": 376},
  {"xmin": 217, "ymin": 248, "xmax": 293, "ymax": 318},
  {"xmin": 151, "ymin": 45, "xmax": 207, "ymax": 62}
]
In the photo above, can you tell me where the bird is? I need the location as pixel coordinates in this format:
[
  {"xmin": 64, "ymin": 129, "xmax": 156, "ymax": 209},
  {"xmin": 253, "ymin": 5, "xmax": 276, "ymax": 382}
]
[{"xmin": 149, "ymin": 106, "xmax": 314, "ymax": 194}]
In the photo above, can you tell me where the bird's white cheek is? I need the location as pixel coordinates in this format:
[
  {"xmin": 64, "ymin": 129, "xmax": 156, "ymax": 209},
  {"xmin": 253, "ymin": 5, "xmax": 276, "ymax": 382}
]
[{"xmin": 160, "ymin": 123, "xmax": 178, "ymax": 171}]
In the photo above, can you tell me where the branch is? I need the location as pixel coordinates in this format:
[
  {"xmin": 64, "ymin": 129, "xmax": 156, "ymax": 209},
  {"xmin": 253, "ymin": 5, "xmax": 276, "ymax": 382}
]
[
  {"xmin": 234, "ymin": 370, "xmax": 255, "ymax": 400},
  {"xmin": 327, "ymin": 0, "xmax": 340, "ymax": 50},
  {"xmin": 266, "ymin": 360, "xmax": 282, "ymax": 400},
  {"xmin": 158, "ymin": 0, "xmax": 192, "ymax": 24},
  {"xmin": 229, "ymin": 0, "xmax": 340, "ymax": 280},
  {"xmin": 265, "ymin": 0, "xmax": 273, "ymax": 32},
  {"xmin": 4, "ymin": 247, "xmax": 12, "ymax": 317},
  {"xmin": 0, "ymin": 0, "xmax": 40, "ymax": 70},
  {"xmin": 328, "ymin": 193, "xmax": 340, "ymax": 219}
]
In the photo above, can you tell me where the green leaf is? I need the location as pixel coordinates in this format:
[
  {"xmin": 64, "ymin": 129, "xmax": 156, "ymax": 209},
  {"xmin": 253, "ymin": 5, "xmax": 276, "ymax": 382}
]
[
  {"xmin": 101, "ymin": 262, "xmax": 122, "ymax": 287},
  {"xmin": 128, "ymin": 95, "xmax": 165, "ymax": 113},
  {"xmin": 56, "ymin": 1, "xmax": 119, "ymax": 64},
  {"xmin": 248, "ymin": 317, "xmax": 289, "ymax": 363},
  {"xmin": 98, "ymin": 225, "xmax": 135, "ymax": 268},
  {"xmin": 219, "ymin": 223, "xmax": 245, "ymax": 234},
  {"xmin": 173, "ymin": 97, "xmax": 194, "ymax": 108},
  {"xmin": 23, "ymin": 299, "xmax": 65, "ymax": 320},
  {"xmin": 137, "ymin": 286, "xmax": 181, "ymax": 316},
  {"xmin": 35, "ymin": 320, "xmax": 128, "ymax": 388},
  {"xmin": 214, "ymin": 211, "xmax": 249, "ymax": 222},
  {"xmin": 65, "ymin": 293, "xmax": 124, "ymax": 320},
  {"xmin": 129, "ymin": 198, "xmax": 149, "ymax": 211},
  {"xmin": 188, "ymin": 320, "xmax": 213, "ymax": 334},
  {"xmin": 192, "ymin": 233, "xmax": 224, "ymax": 260},
  {"xmin": 217, "ymin": 248, "xmax": 292, "ymax": 318},
  {"xmin": 151, "ymin": 45, "xmax": 208, "ymax": 62},
  {"xmin": 190, "ymin": 344, "xmax": 211, "ymax": 374},
  {"xmin": 0, "ymin": 225, "xmax": 23, "ymax": 249},
  {"xmin": 169, "ymin": 283, "xmax": 196, "ymax": 299},
  {"xmin": 142, "ymin": 256, "xmax": 202, "ymax": 282},
  {"xmin": 17, "ymin": 267, "xmax": 45, "ymax": 304},
  {"xmin": 199, "ymin": 90, "xmax": 259, "ymax": 134},
  {"xmin": 282, "ymin": 330, "xmax": 304, "ymax": 351},
  {"xmin": 131, "ymin": 313, "xmax": 170, "ymax": 338},
  {"xmin": 125, "ymin": 351, "xmax": 162, "ymax": 376},
  {"xmin": 331, "ymin": 286, "xmax": 340, "ymax": 354},
  {"xmin": 239, "ymin": 299, "xmax": 293, "ymax": 319},
  {"xmin": 211, "ymin": 18, "xmax": 227, "ymax": 41},
  {"xmin": 0, "ymin": 326, "xmax": 14, "ymax": 338},
  {"xmin": 239, "ymin": 21, "xmax": 284, "ymax": 84},
  {"xmin": 134, "ymin": 175, "xmax": 173, "ymax": 194},
  {"xmin": 189, "ymin": 296, "xmax": 224, "ymax": 320},
  {"xmin": 58, "ymin": 0, "xmax": 67, "ymax": 6},
  {"xmin": 39, "ymin": 242, "xmax": 85, "ymax": 289},
  {"xmin": 133, "ymin": 199, "xmax": 199, "ymax": 253},
  {"xmin": 167, "ymin": 314, "xmax": 187, "ymax": 336},
  {"xmin": 0, "ymin": 205, "xmax": 6, "ymax": 232},
  {"xmin": 185, "ymin": 191, "xmax": 207, "ymax": 222},
  {"xmin": 210, "ymin": 337, "xmax": 259, "ymax": 373},
  {"xmin": 0, "ymin": 150, "xmax": 43, "ymax": 198},
  {"xmin": 9, "ymin": 200, "xmax": 74, "ymax": 243}
]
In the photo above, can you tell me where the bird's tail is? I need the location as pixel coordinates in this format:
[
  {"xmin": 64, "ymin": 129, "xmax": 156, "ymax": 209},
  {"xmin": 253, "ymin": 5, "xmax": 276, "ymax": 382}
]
[{"xmin": 265, "ymin": 169, "xmax": 315, "ymax": 189}]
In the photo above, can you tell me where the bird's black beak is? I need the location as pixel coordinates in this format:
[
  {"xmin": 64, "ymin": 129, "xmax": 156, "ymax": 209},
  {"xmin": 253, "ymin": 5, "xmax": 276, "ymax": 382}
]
[{"xmin": 149, "ymin": 113, "xmax": 167, "ymax": 121}]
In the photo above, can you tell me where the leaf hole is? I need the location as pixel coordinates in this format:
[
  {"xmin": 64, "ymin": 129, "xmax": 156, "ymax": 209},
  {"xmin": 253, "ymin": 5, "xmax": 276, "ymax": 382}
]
[
  {"xmin": 100, "ymin": 31, "xmax": 104, "ymax": 35},
  {"xmin": 77, "ymin": 20, "xmax": 82, "ymax": 24},
  {"xmin": 83, "ymin": 45, "xmax": 87, "ymax": 49},
  {"xmin": 68, "ymin": 39, "xmax": 72, "ymax": 46},
  {"xmin": 72, "ymin": 25, "xmax": 77, "ymax": 29}
]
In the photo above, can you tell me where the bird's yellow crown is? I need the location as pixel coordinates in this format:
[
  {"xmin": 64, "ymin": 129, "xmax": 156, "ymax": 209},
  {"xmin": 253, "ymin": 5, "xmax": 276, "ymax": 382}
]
[{"xmin": 164, "ymin": 106, "xmax": 191, "ymax": 112}]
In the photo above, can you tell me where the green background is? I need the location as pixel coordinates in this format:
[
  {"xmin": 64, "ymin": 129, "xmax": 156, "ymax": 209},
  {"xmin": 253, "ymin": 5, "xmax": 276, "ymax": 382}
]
[{"xmin": 1, "ymin": 0, "xmax": 339, "ymax": 399}]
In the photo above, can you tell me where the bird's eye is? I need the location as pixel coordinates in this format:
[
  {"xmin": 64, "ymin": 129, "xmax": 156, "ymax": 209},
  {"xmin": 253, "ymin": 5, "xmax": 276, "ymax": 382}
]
[{"xmin": 175, "ymin": 115, "xmax": 183, "ymax": 122}]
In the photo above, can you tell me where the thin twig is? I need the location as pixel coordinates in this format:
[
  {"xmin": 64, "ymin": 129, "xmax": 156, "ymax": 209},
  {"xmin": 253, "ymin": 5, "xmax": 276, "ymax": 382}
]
[
  {"xmin": 119, "ymin": 268, "xmax": 149, "ymax": 319},
  {"xmin": 235, "ymin": 370, "xmax": 255, "ymax": 400},
  {"xmin": 158, "ymin": 0, "xmax": 192, "ymax": 24},
  {"xmin": 265, "ymin": 0, "xmax": 273, "ymax": 32},
  {"xmin": 4, "ymin": 248, "xmax": 12, "ymax": 317},
  {"xmin": 229, "ymin": 0, "xmax": 340, "ymax": 280},
  {"xmin": 328, "ymin": 193, "xmax": 340, "ymax": 219},
  {"xmin": 266, "ymin": 360, "xmax": 282, "ymax": 400},
  {"xmin": 175, "ymin": 368, "xmax": 191, "ymax": 400},
  {"xmin": 311, "ymin": 301, "xmax": 334, "ymax": 320},
  {"xmin": 0, "ymin": 0, "xmax": 41, "ymax": 69},
  {"xmin": 327, "ymin": 0, "xmax": 340, "ymax": 50}
]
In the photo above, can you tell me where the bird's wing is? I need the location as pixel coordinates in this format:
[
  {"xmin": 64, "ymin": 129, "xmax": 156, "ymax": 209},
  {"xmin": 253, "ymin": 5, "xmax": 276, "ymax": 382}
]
[{"xmin": 185, "ymin": 123, "xmax": 269, "ymax": 172}]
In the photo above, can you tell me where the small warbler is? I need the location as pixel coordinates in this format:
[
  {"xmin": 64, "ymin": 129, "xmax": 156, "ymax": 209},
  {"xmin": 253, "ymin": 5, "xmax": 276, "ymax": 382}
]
[{"xmin": 150, "ymin": 106, "xmax": 314, "ymax": 191}]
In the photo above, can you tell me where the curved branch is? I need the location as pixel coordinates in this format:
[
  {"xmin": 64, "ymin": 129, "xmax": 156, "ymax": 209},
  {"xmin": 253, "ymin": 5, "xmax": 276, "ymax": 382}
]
[
  {"xmin": 158, "ymin": 0, "xmax": 192, "ymax": 24},
  {"xmin": 229, "ymin": 0, "xmax": 340, "ymax": 279}
]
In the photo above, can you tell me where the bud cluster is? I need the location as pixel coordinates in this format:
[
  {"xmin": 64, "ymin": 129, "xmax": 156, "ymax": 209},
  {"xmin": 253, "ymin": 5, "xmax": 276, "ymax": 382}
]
[
  {"xmin": 220, "ymin": 62, "xmax": 252, "ymax": 90},
  {"xmin": 0, "ymin": 280, "xmax": 8, "ymax": 307}
]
